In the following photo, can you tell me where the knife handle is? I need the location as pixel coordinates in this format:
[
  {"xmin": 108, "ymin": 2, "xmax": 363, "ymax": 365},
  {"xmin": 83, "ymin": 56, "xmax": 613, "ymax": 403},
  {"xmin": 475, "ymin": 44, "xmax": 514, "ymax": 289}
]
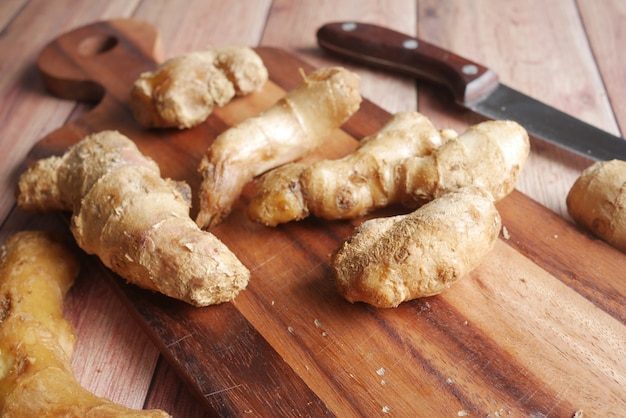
[{"xmin": 316, "ymin": 22, "xmax": 499, "ymax": 104}]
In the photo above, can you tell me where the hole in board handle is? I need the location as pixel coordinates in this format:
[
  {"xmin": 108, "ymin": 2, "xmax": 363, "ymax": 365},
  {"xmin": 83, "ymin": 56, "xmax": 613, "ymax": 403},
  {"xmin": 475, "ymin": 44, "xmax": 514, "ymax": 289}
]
[{"xmin": 78, "ymin": 35, "xmax": 118, "ymax": 56}]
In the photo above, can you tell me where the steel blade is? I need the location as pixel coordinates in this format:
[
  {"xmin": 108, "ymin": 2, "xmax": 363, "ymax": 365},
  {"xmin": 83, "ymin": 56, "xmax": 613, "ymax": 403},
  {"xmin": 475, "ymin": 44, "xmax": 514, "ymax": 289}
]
[{"xmin": 470, "ymin": 84, "xmax": 626, "ymax": 161}]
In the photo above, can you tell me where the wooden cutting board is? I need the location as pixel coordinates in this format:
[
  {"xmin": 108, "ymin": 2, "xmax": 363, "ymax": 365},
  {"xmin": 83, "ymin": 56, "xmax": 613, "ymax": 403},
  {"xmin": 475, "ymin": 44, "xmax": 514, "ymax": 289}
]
[{"xmin": 28, "ymin": 19, "xmax": 625, "ymax": 416}]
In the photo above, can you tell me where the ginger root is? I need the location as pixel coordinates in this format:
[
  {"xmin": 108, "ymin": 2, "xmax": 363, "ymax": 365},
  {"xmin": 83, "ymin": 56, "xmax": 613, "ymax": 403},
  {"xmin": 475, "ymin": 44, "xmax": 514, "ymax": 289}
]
[
  {"xmin": 130, "ymin": 46, "xmax": 268, "ymax": 129},
  {"xmin": 16, "ymin": 130, "xmax": 249, "ymax": 307},
  {"xmin": 0, "ymin": 230, "xmax": 171, "ymax": 417},
  {"xmin": 248, "ymin": 114, "xmax": 529, "ymax": 226},
  {"xmin": 332, "ymin": 186, "xmax": 501, "ymax": 308},
  {"xmin": 248, "ymin": 111, "xmax": 450, "ymax": 225},
  {"xmin": 196, "ymin": 66, "xmax": 362, "ymax": 229},
  {"xmin": 401, "ymin": 119, "xmax": 529, "ymax": 205},
  {"xmin": 566, "ymin": 159, "xmax": 626, "ymax": 253}
]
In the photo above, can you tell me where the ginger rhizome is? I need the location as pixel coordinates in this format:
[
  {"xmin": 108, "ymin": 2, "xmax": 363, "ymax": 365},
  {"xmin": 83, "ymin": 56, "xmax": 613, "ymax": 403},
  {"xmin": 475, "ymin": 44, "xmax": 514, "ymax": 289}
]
[
  {"xmin": 0, "ymin": 230, "xmax": 171, "ymax": 417},
  {"xmin": 16, "ymin": 131, "xmax": 249, "ymax": 307},
  {"xmin": 248, "ymin": 113, "xmax": 529, "ymax": 226},
  {"xmin": 323, "ymin": 116, "xmax": 530, "ymax": 308},
  {"xmin": 130, "ymin": 46, "xmax": 268, "ymax": 129},
  {"xmin": 196, "ymin": 66, "xmax": 362, "ymax": 229},
  {"xmin": 332, "ymin": 186, "xmax": 502, "ymax": 308},
  {"xmin": 566, "ymin": 159, "xmax": 626, "ymax": 253},
  {"xmin": 248, "ymin": 111, "xmax": 448, "ymax": 225}
]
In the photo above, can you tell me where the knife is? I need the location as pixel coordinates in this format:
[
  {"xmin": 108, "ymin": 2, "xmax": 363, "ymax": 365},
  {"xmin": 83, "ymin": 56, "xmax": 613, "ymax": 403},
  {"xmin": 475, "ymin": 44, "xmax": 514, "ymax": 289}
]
[{"xmin": 316, "ymin": 22, "xmax": 626, "ymax": 161}]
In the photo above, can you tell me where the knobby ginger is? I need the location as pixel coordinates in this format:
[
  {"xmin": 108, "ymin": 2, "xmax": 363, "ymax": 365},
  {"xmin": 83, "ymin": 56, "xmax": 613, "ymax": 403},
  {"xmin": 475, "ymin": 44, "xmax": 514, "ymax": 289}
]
[
  {"xmin": 566, "ymin": 159, "xmax": 626, "ymax": 253},
  {"xmin": 130, "ymin": 46, "xmax": 268, "ymax": 129},
  {"xmin": 248, "ymin": 111, "xmax": 450, "ymax": 225},
  {"xmin": 196, "ymin": 66, "xmax": 362, "ymax": 229},
  {"xmin": 401, "ymin": 119, "xmax": 529, "ymax": 205},
  {"xmin": 332, "ymin": 186, "xmax": 501, "ymax": 308},
  {"xmin": 0, "ymin": 230, "xmax": 171, "ymax": 417},
  {"xmin": 248, "ymin": 116, "xmax": 528, "ymax": 226},
  {"xmin": 16, "ymin": 130, "xmax": 249, "ymax": 307}
]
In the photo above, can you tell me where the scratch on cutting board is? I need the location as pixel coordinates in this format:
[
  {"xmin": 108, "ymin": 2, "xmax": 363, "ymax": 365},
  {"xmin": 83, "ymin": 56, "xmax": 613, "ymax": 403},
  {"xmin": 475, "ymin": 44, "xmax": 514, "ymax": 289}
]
[
  {"xmin": 204, "ymin": 383, "xmax": 245, "ymax": 398},
  {"xmin": 250, "ymin": 242, "xmax": 294, "ymax": 272},
  {"xmin": 316, "ymin": 341, "xmax": 334, "ymax": 355},
  {"xmin": 166, "ymin": 333, "xmax": 193, "ymax": 348}
]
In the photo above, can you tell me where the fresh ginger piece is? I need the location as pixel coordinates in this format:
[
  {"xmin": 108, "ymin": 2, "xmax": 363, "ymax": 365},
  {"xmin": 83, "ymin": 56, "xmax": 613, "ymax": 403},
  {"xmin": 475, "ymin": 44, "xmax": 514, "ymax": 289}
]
[
  {"xmin": 247, "ymin": 111, "xmax": 447, "ymax": 225},
  {"xmin": 196, "ymin": 66, "xmax": 362, "ymax": 229},
  {"xmin": 332, "ymin": 186, "xmax": 501, "ymax": 308},
  {"xmin": 566, "ymin": 159, "xmax": 626, "ymax": 253},
  {"xmin": 400, "ymin": 119, "xmax": 530, "ymax": 206},
  {"xmin": 247, "ymin": 161, "xmax": 311, "ymax": 226},
  {"xmin": 0, "ymin": 230, "xmax": 171, "ymax": 417},
  {"xmin": 130, "ymin": 46, "xmax": 268, "ymax": 129},
  {"xmin": 16, "ymin": 130, "xmax": 249, "ymax": 307},
  {"xmin": 248, "ymin": 115, "xmax": 528, "ymax": 226}
]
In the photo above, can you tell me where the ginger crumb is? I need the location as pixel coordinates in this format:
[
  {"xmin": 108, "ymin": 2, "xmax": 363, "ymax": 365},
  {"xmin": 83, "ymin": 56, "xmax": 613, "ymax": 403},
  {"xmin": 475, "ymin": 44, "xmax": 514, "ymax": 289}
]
[
  {"xmin": 314, "ymin": 319, "xmax": 328, "ymax": 336},
  {"xmin": 183, "ymin": 243, "xmax": 194, "ymax": 251},
  {"xmin": 382, "ymin": 406, "xmax": 391, "ymax": 414},
  {"xmin": 458, "ymin": 410, "xmax": 470, "ymax": 416},
  {"xmin": 376, "ymin": 367, "xmax": 386, "ymax": 376},
  {"xmin": 501, "ymin": 225, "xmax": 510, "ymax": 240}
]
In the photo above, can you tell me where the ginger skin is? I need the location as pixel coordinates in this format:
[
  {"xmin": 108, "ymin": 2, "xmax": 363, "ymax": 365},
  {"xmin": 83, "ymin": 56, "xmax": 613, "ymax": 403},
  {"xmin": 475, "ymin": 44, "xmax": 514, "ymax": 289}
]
[
  {"xmin": 566, "ymin": 159, "xmax": 626, "ymax": 253},
  {"xmin": 248, "ymin": 115, "xmax": 529, "ymax": 226},
  {"xmin": 196, "ymin": 66, "xmax": 362, "ymax": 229},
  {"xmin": 248, "ymin": 111, "xmax": 447, "ymax": 226},
  {"xmin": 0, "ymin": 230, "xmax": 171, "ymax": 417},
  {"xmin": 332, "ymin": 186, "xmax": 501, "ymax": 308},
  {"xmin": 130, "ymin": 46, "xmax": 268, "ymax": 129},
  {"xmin": 16, "ymin": 131, "xmax": 249, "ymax": 307},
  {"xmin": 401, "ymin": 119, "xmax": 529, "ymax": 205}
]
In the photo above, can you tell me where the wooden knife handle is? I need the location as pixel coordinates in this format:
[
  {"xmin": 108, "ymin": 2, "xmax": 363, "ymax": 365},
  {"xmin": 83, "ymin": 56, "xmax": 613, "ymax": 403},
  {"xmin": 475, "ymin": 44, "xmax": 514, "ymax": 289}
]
[{"xmin": 316, "ymin": 21, "xmax": 499, "ymax": 104}]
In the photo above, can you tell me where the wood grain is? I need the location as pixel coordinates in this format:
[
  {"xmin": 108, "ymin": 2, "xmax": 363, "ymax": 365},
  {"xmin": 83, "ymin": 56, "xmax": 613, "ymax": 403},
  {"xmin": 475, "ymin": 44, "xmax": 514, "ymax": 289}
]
[
  {"xmin": 416, "ymin": 0, "xmax": 620, "ymax": 220},
  {"xmin": 263, "ymin": 0, "xmax": 419, "ymax": 114},
  {"xmin": 23, "ymin": 19, "xmax": 626, "ymax": 416},
  {"xmin": 2, "ymin": 1, "xmax": 625, "ymax": 415},
  {"xmin": 578, "ymin": 0, "xmax": 626, "ymax": 132}
]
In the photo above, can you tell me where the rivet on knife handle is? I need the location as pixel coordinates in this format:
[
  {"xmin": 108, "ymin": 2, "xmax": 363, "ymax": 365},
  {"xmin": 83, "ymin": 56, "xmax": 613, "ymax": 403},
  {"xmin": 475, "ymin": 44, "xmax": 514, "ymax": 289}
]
[{"xmin": 316, "ymin": 21, "xmax": 500, "ymax": 104}]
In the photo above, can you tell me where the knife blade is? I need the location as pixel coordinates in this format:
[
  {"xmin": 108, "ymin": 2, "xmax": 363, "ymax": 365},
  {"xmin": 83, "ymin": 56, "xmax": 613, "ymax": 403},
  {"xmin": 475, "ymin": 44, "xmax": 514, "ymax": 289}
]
[{"xmin": 316, "ymin": 22, "xmax": 626, "ymax": 161}]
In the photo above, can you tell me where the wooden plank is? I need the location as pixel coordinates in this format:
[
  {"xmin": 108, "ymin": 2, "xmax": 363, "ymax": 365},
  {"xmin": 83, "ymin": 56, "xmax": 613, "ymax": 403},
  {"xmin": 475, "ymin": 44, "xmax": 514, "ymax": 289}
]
[
  {"xmin": 416, "ymin": 0, "xmax": 620, "ymax": 219},
  {"xmin": 263, "ymin": 0, "xmax": 419, "ymax": 114},
  {"xmin": 0, "ymin": 0, "xmax": 28, "ymax": 29},
  {"xmin": 577, "ymin": 0, "xmax": 626, "ymax": 133},
  {"xmin": 143, "ymin": 356, "xmax": 213, "ymax": 417},
  {"xmin": 133, "ymin": 0, "xmax": 272, "ymax": 56},
  {"xmin": 23, "ymin": 19, "xmax": 626, "ymax": 415}
]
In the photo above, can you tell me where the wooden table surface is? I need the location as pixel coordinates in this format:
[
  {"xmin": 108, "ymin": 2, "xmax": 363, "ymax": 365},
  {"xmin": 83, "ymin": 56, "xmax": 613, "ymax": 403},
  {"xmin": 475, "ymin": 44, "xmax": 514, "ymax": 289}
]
[{"xmin": 1, "ymin": 1, "xmax": 624, "ymax": 416}]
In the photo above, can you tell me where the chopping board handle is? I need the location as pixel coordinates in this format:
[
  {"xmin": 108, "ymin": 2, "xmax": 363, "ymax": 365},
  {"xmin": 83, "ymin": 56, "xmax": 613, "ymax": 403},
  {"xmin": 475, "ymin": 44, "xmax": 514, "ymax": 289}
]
[
  {"xmin": 29, "ymin": 19, "xmax": 164, "ymax": 162},
  {"xmin": 36, "ymin": 19, "xmax": 162, "ymax": 103}
]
